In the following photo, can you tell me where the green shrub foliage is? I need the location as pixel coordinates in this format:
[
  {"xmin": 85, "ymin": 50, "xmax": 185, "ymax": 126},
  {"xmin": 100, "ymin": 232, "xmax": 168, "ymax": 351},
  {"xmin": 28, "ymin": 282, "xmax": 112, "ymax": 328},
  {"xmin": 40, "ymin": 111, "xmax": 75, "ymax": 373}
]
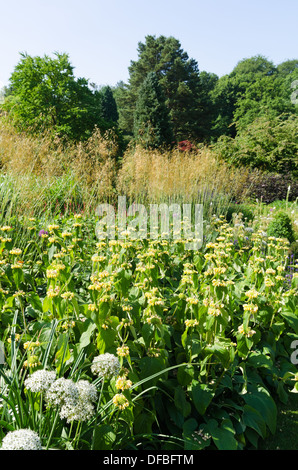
[{"xmin": 267, "ymin": 210, "xmax": 296, "ymax": 243}]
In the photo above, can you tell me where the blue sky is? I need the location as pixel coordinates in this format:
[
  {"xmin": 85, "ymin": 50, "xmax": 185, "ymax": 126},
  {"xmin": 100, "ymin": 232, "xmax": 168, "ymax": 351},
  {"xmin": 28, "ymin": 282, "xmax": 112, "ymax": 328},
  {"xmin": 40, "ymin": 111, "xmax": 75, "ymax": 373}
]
[{"xmin": 0, "ymin": 0, "xmax": 297, "ymax": 89}]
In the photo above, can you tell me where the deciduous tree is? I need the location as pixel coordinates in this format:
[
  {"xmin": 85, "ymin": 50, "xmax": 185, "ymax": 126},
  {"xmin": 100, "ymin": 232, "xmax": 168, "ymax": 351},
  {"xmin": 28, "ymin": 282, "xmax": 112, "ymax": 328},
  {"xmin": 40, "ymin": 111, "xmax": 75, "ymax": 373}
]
[{"xmin": 2, "ymin": 52, "xmax": 107, "ymax": 141}]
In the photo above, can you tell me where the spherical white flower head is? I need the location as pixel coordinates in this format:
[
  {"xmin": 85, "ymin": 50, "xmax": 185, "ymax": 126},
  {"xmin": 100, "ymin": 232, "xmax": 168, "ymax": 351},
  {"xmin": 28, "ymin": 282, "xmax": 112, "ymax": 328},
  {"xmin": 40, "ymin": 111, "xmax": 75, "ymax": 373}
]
[
  {"xmin": 76, "ymin": 380, "xmax": 98, "ymax": 403},
  {"xmin": 45, "ymin": 377, "xmax": 79, "ymax": 408},
  {"xmin": 24, "ymin": 370, "xmax": 57, "ymax": 393},
  {"xmin": 58, "ymin": 380, "xmax": 98, "ymax": 423},
  {"xmin": 1, "ymin": 429, "xmax": 42, "ymax": 450},
  {"xmin": 59, "ymin": 399, "xmax": 95, "ymax": 423},
  {"xmin": 91, "ymin": 353, "xmax": 120, "ymax": 378}
]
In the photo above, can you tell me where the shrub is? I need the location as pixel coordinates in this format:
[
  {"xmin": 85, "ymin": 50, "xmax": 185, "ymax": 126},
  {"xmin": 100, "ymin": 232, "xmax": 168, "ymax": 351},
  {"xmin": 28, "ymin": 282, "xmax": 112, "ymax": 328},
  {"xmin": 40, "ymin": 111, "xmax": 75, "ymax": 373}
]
[
  {"xmin": 267, "ymin": 210, "xmax": 296, "ymax": 243},
  {"xmin": 225, "ymin": 203, "xmax": 255, "ymax": 223},
  {"xmin": 289, "ymin": 241, "xmax": 298, "ymax": 261},
  {"xmin": 213, "ymin": 114, "xmax": 298, "ymax": 176},
  {"xmin": 245, "ymin": 170, "xmax": 298, "ymax": 204}
]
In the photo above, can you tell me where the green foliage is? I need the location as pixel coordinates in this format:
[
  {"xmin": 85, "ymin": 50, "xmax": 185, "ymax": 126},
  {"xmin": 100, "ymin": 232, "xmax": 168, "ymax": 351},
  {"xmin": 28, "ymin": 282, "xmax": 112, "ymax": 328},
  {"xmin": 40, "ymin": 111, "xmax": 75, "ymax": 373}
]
[
  {"xmin": 116, "ymin": 35, "xmax": 215, "ymax": 142},
  {"xmin": 267, "ymin": 211, "xmax": 296, "ymax": 243},
  {"xmin": 233, "ymin": 75, "xmax": 295, "ymax": 132},
  {"xmin": 0, "ymin": 210, "xmax": 298, "ymax": 450},
  {"xmin": 2, "ymin": 52, "xmax": 108, "ymax": 142},
  {"xmin": 100, "ymin": 86, "xmax": 119, "ymax": 125},
  {"xmin": 211, "ymin": 55, "xmax": 298, "ymax": 138},
  {"xmin": 289, "ymin": 241, "xmax": 298, "ymax": 261},
  {"xmin": 213, "ymin": 114, "xmax": 298, "ymax": 175},
  {"xmin": 225, "ymin": 203, "xmax": 255, "ymax": 223},
  {"xmin": 133, "ymin": 72, "xmax": 173, "ymax": 148}
]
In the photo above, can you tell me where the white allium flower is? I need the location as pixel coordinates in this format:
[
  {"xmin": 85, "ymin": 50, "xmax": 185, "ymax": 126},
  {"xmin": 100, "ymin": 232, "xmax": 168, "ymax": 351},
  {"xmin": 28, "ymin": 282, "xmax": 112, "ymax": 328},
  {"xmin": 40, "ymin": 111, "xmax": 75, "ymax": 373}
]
[
  {"xmin": 45, "ymin": 377, "xmax": 79, "ymax": 408},
  {"xmin": 59, "ymin": 399, "xmax": 95, "ymax": 423},
  {"xmin": 24, "ymin": 370, "xmax": 57, "ymax": 393},
  {"xmin": 91, "ymin": 353, "xmax": 120, "ymax": 379},
  {"xmin": 58, "ymin": 380, "xmax": 98, "ymax": 423},
  {"xmin": 76, "ymin": 380, "xmax": 98, "ymax": 403},
  {"xmin": 1, "ymin": 429, "xmax": 42, "ymax": 450}
]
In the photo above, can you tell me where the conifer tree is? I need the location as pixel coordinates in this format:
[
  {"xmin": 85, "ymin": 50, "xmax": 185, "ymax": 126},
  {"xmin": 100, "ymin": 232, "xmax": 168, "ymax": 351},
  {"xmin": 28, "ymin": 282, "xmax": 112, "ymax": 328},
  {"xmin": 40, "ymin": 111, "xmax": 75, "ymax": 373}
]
[
  {"xmin": 133, "ymin": 72, "xmax": 173, "ymax": 149},
  {"xmin": 117, "ymin": 35, "xmax": 211, "ymax": 142},
  {"xmin": 101, "ymin": 85, "xmax": 119, "ymax": 125}
]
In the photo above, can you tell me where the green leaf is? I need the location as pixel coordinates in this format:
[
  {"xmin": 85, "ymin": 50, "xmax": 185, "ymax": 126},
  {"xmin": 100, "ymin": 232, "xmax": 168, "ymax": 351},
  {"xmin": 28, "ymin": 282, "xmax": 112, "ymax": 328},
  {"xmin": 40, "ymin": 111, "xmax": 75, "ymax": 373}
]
[
  {"xmin": 243, "ymin": 386, "xmax": 277, "ymax": 434},
  {"xmin": 236, "ymin": 334, "xmax": 250, "ymax": 358},
  {"xmin": 246, "ymin": 351, "xmax": 273, "ymax": 370},
  {"xmin": 141, "ymin": 323, "xmax": 155, "ymax": 347},
  {"xmin": 177, "ymin": 364, "xmax": 194, "ymax": 386},
  {"xmin": 139, "ymin": 357, "xmax": 167, "ymax": 388},
  {"xmin": 203, "ymin": 338, "xmax": 231, "ymax": 367},
  {"xmin": 191, "ymin": 381, "xmax": 214, "ymax": 415},
  {"xmin": 206, "ymin": 418, "xmax": 238, "ymax": 450},
  {"xmin": 183, "ymin": 419, "xmax": 210, "ymax": 450},
  {"xmin": 55, "ymin": 332, "xmax": 71, "ymax": 374},
  {"xmin": 97, "ymin": 327, "xmax": 117, "ymax": 354},
  {"xmin": 42, "ymin": 295, "xmax": 52, "ymax": 314},
  {"xmin": 134, "ymin": 412, "xmax": 155, "ymax": 435},
  {"xmin": 166, "ymin": 401, "xmax": 184, "ymax": 429},
  {"xmin": 0, "ymin": 420, "xmax": 15, "ymax": 432},
  {"xmin": 280, "ymin": 309, "xmax": 298, "ymax": 334},
  {"xmin": 174, "ymin": 386, "xmax": 191, "ymax": 418},
  {"xmin": 79, "ymin": 320, "xmax": 97, "ymax": 350},
  {"xmin": 114, "ymin": 268, "xmax": 132, "ymax": 296},
  {"xmin": 48, "ymin": 244, "xmax": 57, "ymax": 261},
  {"xmin": 242, "ymin": 404, "xmax": 267, "ymax": 438},
  {"xmin": 92, "ymin": 424, "xmax": 116, "ymax": 450},
  {"xmin": 27, "ymin": 292, "xmax": 42, "ymax": 311}
]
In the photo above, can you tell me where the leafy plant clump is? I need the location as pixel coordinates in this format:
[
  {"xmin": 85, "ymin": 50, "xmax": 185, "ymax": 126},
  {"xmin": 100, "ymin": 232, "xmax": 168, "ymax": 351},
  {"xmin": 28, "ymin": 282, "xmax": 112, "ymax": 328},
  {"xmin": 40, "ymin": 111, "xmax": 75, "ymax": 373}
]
[
  {"xmin": 0, "ymin": 211, "xmax": 297, "ymax": 450},
  {"xmin": 267, "ymin": 211, "xmax": 296, "ymax": 243}
]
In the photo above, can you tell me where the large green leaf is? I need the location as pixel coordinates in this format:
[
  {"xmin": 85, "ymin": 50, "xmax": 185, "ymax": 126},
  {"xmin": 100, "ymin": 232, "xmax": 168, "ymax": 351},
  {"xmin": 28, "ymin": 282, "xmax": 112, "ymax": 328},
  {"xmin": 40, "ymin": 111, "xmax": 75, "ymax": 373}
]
[
  {"xmin": 174, "ymin": 385, "xmax": 191, "ymax": 418},
  {"xmin": 79, "ymin": 319, "xmax": 97, "ymax": 350},
  {"xmin": 280, "ymin": 309, "xmax": 298, "ymax": 334},
  {"xmin": 139, "ymin": 357, "xmax": 167, "ymax": 388},
  {"xmin": 246, "ymin": 351, "xmax": 273, "ymax": 370},
  {"xmin": 96, "ymin": 317, "xmax": 119, "ymax": 353},
  {"xmin": 242, "ymin": 404, "xmax": 267, "ymax": 439},
  {"xmin": 206, "ymin": 418, "xmax": 238, "ymax": 450},
  {"xmin": 203, "ymin": 338, "xmax": 232, "ymax": 368},
  {"xmin": 134, "ymin": 411, "xmax": 155, "ymax": 435},
  {"xmin": 243, "ymin": 386, "xmax": 277, "ymax": 434},
  {"xmin": 55, "ymin": 332, "xmax": 71, "ymax": 374},
  {"xmin": 92, "ymin": 424, "xmax": 116, "ymax": 450},
  {"xmin": 191, "ymin": 381, "xmax": 214, "ymax": 415}
]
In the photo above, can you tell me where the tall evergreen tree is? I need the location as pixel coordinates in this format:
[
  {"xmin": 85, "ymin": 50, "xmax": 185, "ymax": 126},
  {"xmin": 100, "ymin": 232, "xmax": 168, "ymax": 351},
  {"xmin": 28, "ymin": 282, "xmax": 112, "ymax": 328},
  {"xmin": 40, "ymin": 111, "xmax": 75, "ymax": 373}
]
[
  {"xmin": 133, "ymin": 71, "xmax": 173, "ymax": 149},
  {"xmin": 101, "ymin": 85, "xmax": 119, "ymax": 125},
  {"xmin": 116, "ymin": 35, "xmax": 210, "ymax": 142}
]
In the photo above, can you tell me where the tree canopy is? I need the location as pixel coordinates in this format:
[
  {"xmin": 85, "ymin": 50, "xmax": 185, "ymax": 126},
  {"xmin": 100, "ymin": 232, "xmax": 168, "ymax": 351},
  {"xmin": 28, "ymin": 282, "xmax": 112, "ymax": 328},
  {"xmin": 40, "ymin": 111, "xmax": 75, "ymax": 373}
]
[
  {"xmin": 0, "ymin": 39, "xmax": 297, "ymax": 175},
  {"xmin": 2, "ymin": 52, "xmax": 113, "ymax": 141},
  {"xmin": 115, "ymin": 35, "xmax": 215, "ymax": 143},
  {"xmin": 211, "ymin": 55, "xmax": 298, "ymax": 137}
]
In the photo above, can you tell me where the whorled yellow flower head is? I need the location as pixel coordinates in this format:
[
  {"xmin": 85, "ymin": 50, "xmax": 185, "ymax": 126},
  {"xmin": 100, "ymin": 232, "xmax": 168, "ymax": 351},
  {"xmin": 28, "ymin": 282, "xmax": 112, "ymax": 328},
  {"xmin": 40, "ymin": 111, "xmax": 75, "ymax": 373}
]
[
  {"xmin": 112, "ymin": 393, "xmax": 129, "ymax": 410},
  {"xmin": 117, "ymin": 345, "xmax": 130, "ymax": 357}
]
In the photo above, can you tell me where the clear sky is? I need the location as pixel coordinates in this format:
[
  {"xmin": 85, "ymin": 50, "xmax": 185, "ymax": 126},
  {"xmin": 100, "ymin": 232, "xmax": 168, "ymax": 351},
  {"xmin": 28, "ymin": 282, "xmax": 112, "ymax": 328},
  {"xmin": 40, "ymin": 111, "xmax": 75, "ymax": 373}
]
[{"xmin": 0, "ymin": 0, "xmax": 297, "ymax": 89}]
